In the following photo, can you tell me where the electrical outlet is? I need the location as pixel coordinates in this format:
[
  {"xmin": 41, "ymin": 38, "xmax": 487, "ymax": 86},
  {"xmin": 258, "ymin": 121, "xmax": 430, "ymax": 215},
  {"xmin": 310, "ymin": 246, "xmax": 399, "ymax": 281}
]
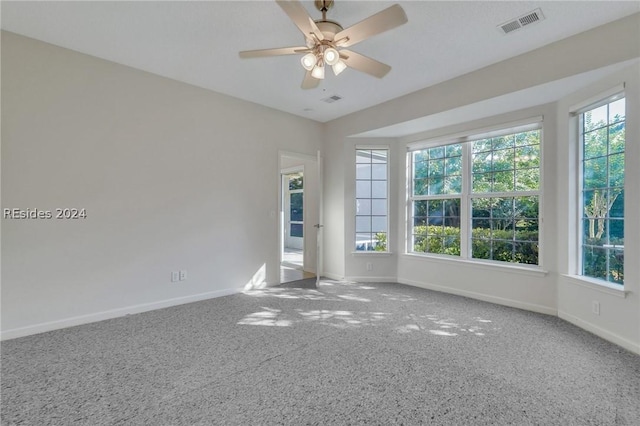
[
  {"xmin": 171, "ymin": 271, "xmax": 179, "ymax": 282},
  {"xmin": 592, "ymin": 301, "xmax": 600, "ymax": 315},
  {"xmin": 179, "ymin": 270, "xmax": 187, "ymax": 281},
  {"xmin": 366, "ymin": 262, "xmax": 373, "ymax": 271}
]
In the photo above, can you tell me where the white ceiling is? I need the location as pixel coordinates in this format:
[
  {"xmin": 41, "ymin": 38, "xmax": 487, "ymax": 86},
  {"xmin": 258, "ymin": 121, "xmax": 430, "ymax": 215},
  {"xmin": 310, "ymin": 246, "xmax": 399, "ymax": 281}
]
[{"xmin": 2, "ymin": 1, "xmax": 639, "ymax": 123}]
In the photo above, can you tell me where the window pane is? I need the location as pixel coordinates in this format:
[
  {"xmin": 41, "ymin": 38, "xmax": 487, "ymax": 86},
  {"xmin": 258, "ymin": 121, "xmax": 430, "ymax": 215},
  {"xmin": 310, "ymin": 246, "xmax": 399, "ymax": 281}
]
[
  {"xmin": 371, "ymin": 199, "xmax": 387, "ymax": 216},
  {"xmin": 290, "ymin": 223, "xmax": 303, "ymax": 238},
  {"xmin": 290, "ymin": 193, "xmax": 303, "ymax": 221},
  {"xmin": 371, "ymin": 150, "xmax": 388, "ymax": 163},
  {"xmin": 356, "ymin": 180, "xmax": 371, "ymax": 198},
  {"xmin": 492, "ymin": 149, "xmax": 513, "ymax": 171},
  {"xmin": 414, "ymin": 178, "xmax": 428, "ymax": 196},
  {"xmin": 428, "ymin": 159, "xmax": 445, "ymax": 178},
  {"xmin": 356, "ymin": 150, "xmax": 371, "ymax": 163},
  {"xmin": 356, "ymin": 233, "xmax": 373, "ymax": 251},
  {"xmin": 471, "ymin": 239, "xmax": 491, "ymax": 259},
  {"xmin": 356, "ymin": 164, "xmax": 371, "ymax": 180},
  {"xmin": 473, "ymin": 151, "xmax": 492, "ymax": 174},
  {"xmin": 608, "ymin": 249, "xmax": 624, "ymax": 284},
  {"xmin": 608, "ymin": 153, "xmax": 624, "ymax": 187},
  {"xmin": 473, "ymin": 139, "xmax": 492, "ymax": 153},
  {"xmin": 372, "ymin": 164, "xmax": 386, "ymax": 180},
  {"xmin": 288, "ymin": 175, "xmax": 303, "ymax": 190},
  {"xmin": 446, "ymin": 144, "xmax": 462, "ymax": 157},
  {"xmin": 608, "ymin": 98, "xmax": 625, "ymax": 123},
  {"xmin": 493, "ymin": 135, "xmax": 514, "ymax": 150},
  {"xmin": 609, "ymin": 123, "xmax": 625, "ymax": 154},
  {"xmin": 372, "ymin": 216, "xmax": 387, "ymax": 233},
  {"xmin": 356, "ymin": 199, "xmax": 371, "ymax": 215},
  {"xmin": 584, "ymin": 104, "xmax": 608, "ymax": 132},
  {"xmin": 515, "ymin": 145, "xmax": 539, "ymax": 169},
  {"xmin": 515, "ymin": 242, "xmax": 538, "ymax": 265},
  {"xmin": 445, "ymin": 176, "xmax": 462, "ymax": 194},
  {"xmin": 356, "ymin": 216, "xmax": 371, "ymax": 233},
  {"xmin": 429, "ymin": 146, "xmax": 445, "ymax": 159},
  {"xmin": 472, "ymin": 173, "xmax": 491, "ymax": 193},
  {"xmin": 583, "ymin": 157, "xmax": 607, "ymax": 189},
  {"xmin": 609, "ymin": 191, "xmax": 624, "ymax": 218},
  {"xmin": 428, "ymin": 177, "xmax": 444, "ymax": 195},
  {"xmin": 515, "ymin": 168, "xmax": 539, "ymax": 191},
  {"xmin": 583, "ymin": 128, "xmax": 608, "ymax": 159},
  {"xmin": 372, "ymin": 181, "xmax": 387, "ymax": 198},
  {"xmin": 492, "ymin": 171, "xmax": 515, "ymax": 192},
  {"xmin": 492, "ymin": 241, "xmax": 513, "ymax": 262}
]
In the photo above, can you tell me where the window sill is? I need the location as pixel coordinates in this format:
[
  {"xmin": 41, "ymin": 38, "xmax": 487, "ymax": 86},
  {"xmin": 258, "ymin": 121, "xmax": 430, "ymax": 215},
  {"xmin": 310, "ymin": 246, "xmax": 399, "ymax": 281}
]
[
  {"xmin": 561, "ymin": 275, "xmax": 628, "ymax": 298},
  {"xmin": 351, "ymin": 251, "xmax": 393, "ymax": 256},
  {"xmin": 401, "ymin": 253, "xmax": 548, "ymax": 277}
]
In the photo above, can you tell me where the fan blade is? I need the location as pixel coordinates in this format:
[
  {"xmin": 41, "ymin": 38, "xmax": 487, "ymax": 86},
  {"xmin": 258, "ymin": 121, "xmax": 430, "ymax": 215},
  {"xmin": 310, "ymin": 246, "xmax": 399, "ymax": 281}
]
[
  {"xmin": 302, "ymin": 70, "xmax": 320, "ymax": 89},
  {"xmin": 334, "ymin": 4, "xmax": 407, "ymax": 48},
  {"xmin": 276, "ymin": 0, "xmax": 324, "ymax": 41},
  {"xmin": 239, "ymin": 46, "xmax": 310, "ymax": 58},
  {"xmin": 340, "ymin": 50, "xmax": 391, "ymax": 78}
]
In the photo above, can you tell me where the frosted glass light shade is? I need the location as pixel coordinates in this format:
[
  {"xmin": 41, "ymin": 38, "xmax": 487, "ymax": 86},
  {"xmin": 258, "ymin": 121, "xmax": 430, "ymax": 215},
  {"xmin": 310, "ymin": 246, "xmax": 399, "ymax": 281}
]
[
  {"xmin": 301, "ymin": 53, "xmax": 316, "ymax": 71},
  {"xmin": 311, "ymin": 65, "xmax": 325, "ymax": 79},
  {"xmin": 332, "ymin": 60, "xmax": 347, "ymax": 76},
  {"xmin": 324, "ymin": 48, "xmax": 340, "ymax": 65}
]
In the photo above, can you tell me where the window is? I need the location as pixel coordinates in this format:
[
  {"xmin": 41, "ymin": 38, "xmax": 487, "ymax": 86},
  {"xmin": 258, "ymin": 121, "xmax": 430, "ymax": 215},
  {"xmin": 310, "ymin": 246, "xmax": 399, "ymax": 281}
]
[
  {"xmin": 411, "ymin": 145, "xmax": 462, "ymax": 256},
  {"xmin": 579, "ymin": 97, "xmax": 625, "ymax": 285},
  {"xmin": 409, "ymin": 124, "xmax": 541, "ymax": 266},
  {"xmin": 356, "ymin": 149, "xmax": 388, "ymax": 251}
]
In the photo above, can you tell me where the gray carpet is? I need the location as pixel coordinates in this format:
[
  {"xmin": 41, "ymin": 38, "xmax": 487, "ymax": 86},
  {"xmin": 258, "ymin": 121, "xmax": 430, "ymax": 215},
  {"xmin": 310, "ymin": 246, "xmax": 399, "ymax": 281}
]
[{"xmin": 2, "ymin": 280, "xmax": 639, "ymax": 425}]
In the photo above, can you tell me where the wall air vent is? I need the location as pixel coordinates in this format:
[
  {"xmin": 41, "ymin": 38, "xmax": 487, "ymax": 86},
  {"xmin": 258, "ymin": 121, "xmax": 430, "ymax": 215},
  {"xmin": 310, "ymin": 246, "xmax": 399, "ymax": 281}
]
[
  {"xmin": 497, "ymin": 8, "xmax": 545, "ymax": 35},
  {"xmin": 321, "ymin": 94, "xmax": 343, "ymax": 103}
]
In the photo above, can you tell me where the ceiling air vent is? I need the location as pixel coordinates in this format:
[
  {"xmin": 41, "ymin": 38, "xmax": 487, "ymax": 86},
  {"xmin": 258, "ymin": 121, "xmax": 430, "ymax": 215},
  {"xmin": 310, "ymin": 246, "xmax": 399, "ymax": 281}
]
[
  {"xmin": 497, "ymin": 8, "xmax": 545, "ymax": 35},
  {"xmin": 321, "ymin": 94, "xmax": 343, "ymax": 103}
]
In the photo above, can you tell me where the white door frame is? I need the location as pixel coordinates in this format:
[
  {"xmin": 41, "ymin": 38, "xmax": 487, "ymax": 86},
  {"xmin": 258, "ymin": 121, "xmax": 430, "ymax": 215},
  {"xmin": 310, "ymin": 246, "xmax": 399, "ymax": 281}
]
[{"xmin": 278, "ymin": 151, "xmax": 320, "ymax": 277}]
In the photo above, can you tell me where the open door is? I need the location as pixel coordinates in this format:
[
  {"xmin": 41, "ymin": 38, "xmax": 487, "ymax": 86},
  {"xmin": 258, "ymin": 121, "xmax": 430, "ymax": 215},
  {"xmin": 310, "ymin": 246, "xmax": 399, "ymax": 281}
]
[
  {"xmin": 315, "ymin": 150, "xmax": 323, "ymax": 287},
  {"xmin": 279, "ymin": 152, "xmax": 320, "ymax": 284}
]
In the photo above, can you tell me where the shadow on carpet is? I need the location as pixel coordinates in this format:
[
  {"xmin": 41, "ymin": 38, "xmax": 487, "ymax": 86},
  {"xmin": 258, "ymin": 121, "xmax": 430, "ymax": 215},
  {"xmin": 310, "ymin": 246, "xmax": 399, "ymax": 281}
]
[{"xmin": 277, "ymin": 277, "xmax": 317, "ymax": 289}]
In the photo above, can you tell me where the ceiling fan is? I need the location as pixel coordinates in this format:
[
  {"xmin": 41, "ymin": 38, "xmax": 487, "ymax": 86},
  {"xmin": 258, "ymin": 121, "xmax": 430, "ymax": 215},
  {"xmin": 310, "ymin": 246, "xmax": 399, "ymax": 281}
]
[{"xmin": 239, "ymin": 0, "xmax": 408, "ymax": 89}]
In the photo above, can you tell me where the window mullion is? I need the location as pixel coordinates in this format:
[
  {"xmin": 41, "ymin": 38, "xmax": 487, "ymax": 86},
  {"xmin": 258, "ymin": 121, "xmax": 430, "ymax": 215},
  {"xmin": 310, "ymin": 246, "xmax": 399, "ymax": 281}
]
[{"xmin": 461, "ymin": 143, "xmax": 472, "ymax": 259}]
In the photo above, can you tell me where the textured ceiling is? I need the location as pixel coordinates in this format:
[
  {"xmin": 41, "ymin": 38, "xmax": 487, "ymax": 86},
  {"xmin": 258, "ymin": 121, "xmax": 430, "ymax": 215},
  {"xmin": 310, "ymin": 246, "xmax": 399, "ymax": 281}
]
[{"xmin": 2, "ymin": 1, "xmax": 639, "ymax": 123}]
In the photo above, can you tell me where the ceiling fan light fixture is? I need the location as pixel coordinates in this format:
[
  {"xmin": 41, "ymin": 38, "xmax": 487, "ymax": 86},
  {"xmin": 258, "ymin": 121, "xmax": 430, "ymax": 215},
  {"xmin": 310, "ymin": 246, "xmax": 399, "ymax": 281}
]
[
  {"xmin": 332, "ymin": 60, "xmax": 347, "ymax": 76},
  {"xmin": 323, "ymin": 47, "xmax": 340, "ymax": 65},
  {"xmin": 301, "ymin": 53, "xmax": 317, "ymax": 71},
  {"xmin": 311, "ymin": 64, "xmax": 325, "ymax": 79}
]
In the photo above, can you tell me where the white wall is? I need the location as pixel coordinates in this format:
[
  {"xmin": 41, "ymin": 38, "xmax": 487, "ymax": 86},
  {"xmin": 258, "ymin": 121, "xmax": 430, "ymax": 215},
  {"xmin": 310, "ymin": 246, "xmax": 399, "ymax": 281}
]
[
  {"xmin": 1, "ymin": 32, "xmax": 323, "ymax": 339},
  {"xmin": 323, "ymin": 14, "xmax": 640, "ymax": 353}
]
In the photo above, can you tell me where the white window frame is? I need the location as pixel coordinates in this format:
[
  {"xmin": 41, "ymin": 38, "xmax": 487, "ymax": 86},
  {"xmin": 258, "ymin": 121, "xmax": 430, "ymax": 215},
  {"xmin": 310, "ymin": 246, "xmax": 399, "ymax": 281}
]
[
  {"xmin": 407, "ymin": 119, "xmax": 544, "ymax": 268},
  {"xmin": 574, "ymin": 91, "xmax": 626, "ymax": 286},
  {"xmin": 355, "ymin": 146, "xmax": 390, "ymax": 253}
]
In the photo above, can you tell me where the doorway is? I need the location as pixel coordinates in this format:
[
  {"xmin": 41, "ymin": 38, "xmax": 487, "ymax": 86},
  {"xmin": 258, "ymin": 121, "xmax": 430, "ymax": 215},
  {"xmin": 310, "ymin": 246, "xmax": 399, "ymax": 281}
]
[{"xmin": 279, "ymin": 152, "xmax": 320, "ymax": 284}]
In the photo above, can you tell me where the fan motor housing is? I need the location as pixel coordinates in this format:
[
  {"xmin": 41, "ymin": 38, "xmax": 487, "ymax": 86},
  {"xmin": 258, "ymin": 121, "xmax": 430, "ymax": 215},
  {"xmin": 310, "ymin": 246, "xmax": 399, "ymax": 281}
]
[{"xmin": 315, "ymin": 20, "xmax": 343, "ymax": 41}]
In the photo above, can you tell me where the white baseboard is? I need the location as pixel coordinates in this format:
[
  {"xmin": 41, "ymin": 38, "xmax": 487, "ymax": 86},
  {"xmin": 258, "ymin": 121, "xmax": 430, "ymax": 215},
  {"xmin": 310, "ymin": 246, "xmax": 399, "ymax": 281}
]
[
  {"xmin": 345, "ymin": 276, "xmax": 398, "ymax": 283},
  {"xmin": 558, "ymin": 310, "xmax": 640, "ymax": 355},
  {"xmin": 0, "ymin": 287, "xmax": 242, "ymax": 341},
  {"xmin": 321, "ymin": 271, "xmax": 344, "ymax": 281},
  {"xmin": 398, "ymin": 278, "xmax": 557, "ymax": 316}
]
